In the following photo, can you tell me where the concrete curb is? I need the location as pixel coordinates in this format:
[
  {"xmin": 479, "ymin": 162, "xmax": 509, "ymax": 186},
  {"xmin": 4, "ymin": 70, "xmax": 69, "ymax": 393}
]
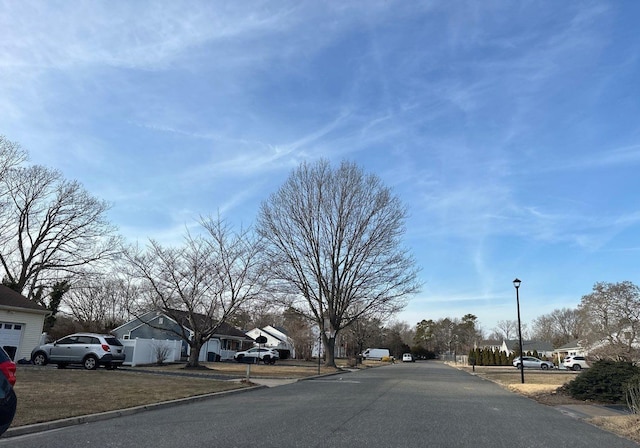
[{"xmin": 4, "ymin": 384, "xmax": 266, "ymax": 439}]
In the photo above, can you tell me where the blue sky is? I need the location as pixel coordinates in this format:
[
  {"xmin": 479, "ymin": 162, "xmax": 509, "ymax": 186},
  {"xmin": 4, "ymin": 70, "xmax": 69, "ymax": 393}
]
[{"xmin": 2, "ymin": 1, "xmax": 640, "ymax": 334}]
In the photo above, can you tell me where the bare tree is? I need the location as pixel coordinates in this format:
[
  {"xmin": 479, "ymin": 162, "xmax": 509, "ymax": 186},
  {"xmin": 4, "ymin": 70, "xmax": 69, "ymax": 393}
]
[
  {"xmin": 0, "ymin": 163, "xmax": 121, "ymax": 299},
  {"xmin": 531, "ymin": 307, "xmax": 582, "ymax": 347},
  {"xmin": 64, "ymin": 274, "xmax": 138, "ymax": 332},
  {"xmin": 258, "ymin": 160, "xmax": 420, "ymax": 367},
  {"xmin": 282, "ymin": 307, "xmax": 315, "ymax": 360},
  {"xmin": 124, "ymin": 216, "xmax": 266, "ymax": 368},
  {"xmin": 493, "ymin": 320, "xmax": 518, "ymax": 340},
  {"xmin": 345, "ymin": 316, "xmax": 385, "ymax": 358},
  {"xmin": 579, "ymin": 281, "xmax": 640, "ymax": 361}
]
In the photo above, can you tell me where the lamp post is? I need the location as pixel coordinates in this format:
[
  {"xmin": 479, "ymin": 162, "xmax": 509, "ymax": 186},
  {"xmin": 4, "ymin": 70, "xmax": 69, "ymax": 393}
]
[{"xmin": 513, "ymin": 278, "xmax": 525, "ymax": 384}]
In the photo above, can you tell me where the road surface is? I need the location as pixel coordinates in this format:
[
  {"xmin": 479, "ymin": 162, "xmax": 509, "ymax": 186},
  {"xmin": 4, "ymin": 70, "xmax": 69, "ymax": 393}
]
[{"xmin": 3, "ymin": 361, "xmax": 637, "ymax": 447}]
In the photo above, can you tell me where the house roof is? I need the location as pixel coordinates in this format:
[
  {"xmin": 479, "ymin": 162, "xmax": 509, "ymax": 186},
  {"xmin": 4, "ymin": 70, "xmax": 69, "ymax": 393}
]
[
  {"xmin": 555, "ymin": 339, "xmax": 583, "ymax": 351},
  {"xmin": 504, "ymin": 339, "xmax": 554, "ymax": 352},
  {"xmin": 163, "ymin": 309, "xmax": 248, "ymax": 339},
  {"xmin": 0, "ymin": 285, "xmax": 49, "ymax": 314}
]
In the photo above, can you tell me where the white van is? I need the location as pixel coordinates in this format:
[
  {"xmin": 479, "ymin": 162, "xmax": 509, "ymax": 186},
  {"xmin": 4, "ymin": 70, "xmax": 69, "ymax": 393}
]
[{"xmin": 361, "ymin": 348, "xmax": 390, "ymax": 360}]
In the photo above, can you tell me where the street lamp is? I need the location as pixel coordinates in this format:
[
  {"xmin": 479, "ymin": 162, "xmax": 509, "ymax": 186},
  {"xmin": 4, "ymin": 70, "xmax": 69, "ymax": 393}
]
[{"xmin": 513, "ymin": 278, "xmax": 525, "ymax": 384}]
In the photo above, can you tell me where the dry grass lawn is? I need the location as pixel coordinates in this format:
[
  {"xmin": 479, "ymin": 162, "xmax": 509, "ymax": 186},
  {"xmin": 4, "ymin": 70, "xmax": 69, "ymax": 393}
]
[{"xmin": 12, "ymin": 367, "xmax": 244, "ymax": 427}]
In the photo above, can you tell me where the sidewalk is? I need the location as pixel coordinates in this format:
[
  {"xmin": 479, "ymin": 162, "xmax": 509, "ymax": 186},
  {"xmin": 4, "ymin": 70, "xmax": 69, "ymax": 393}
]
[{"xmin": 555, "ymin": 403, "xmax": 631, "ymax": 419}]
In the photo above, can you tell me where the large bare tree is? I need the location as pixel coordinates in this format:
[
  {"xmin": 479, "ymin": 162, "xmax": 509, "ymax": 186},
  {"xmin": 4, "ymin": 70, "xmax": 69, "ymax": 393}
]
[
  {"xmin": 257, "ymin": 160, "xmax": 420, "ymax": 367},
  {"xmin": 579, "ymin": 281, "xmax": 640, "ymax": 361},
  {"xmin": 0, "ymin": 163, "xmax": 121, "ymax": 300},
  {"xmin": 124, "ymin": 216, "xmax": 266, "ymax": 368},
  {"xmin": 531, "ymin": 307, "xmax": 582, "ymax": 347}
]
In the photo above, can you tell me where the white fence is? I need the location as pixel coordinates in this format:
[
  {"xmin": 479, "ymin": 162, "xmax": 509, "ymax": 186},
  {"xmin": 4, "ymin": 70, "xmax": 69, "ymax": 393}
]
[
  {"xmin": 219, "ymin": 349, "xmax": 235, "ymax": 361},
  {"xmin": 121, "ymin": 338, "xmax": 183, "ymax": 367}
]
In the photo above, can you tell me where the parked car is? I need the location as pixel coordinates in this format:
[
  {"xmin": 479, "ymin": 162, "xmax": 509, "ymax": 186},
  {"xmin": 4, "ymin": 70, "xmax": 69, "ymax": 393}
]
[
  {"xmin": 402, "ymin": 353, "xmax": 415, "ymax": 362},
  {"xmin": 563, "ymin": 355, "xmax": 590, "ymax": 371},
  {"xmin": 512, "ymin": 356, "xmax": 554, "ymax": 370},
  {"xmin": 0, "ymin": 373, "xmax": 16, "ymax": 437},
  {"xmin": 233, "ymin": 347, "xmax": 279, "ymax": 364},
  {"xmin": 31, "ymin": 333, "xmax": 126, "ymax": 370},
  {"xmin": 0, "ymin": 347, "xmax": 16, "ymax": 386}
]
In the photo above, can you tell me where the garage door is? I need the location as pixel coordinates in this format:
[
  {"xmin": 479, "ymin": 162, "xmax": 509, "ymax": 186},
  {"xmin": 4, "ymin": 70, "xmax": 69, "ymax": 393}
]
[{"xmin": 0, "ymin": 322, "xmax": 23, "ymax": 360}]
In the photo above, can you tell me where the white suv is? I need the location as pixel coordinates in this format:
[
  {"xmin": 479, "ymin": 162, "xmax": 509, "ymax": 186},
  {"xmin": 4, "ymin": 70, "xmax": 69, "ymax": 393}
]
[
  {"xmin": 31, "ymin": 333, "xmax": 126, "ymax": 370},
  {"xmin": 563, "ymin": 355, "xmax": 589, "ymax": 371},
  {"xmin": 233, "ymin": 347, "xmax": 279, "ymax": 365}
]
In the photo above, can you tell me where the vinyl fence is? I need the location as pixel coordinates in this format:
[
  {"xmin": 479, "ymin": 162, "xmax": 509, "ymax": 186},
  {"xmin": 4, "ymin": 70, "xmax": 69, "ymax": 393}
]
[{"xmin": 121, "ymin": 338, "xmax": 183, "ymax": 367}]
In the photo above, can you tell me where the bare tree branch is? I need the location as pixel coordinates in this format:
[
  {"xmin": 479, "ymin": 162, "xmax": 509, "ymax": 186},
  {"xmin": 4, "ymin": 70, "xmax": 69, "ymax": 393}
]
[{"xmin": 0, "ymin": 162, "xmax": 121, "ymax": 299}]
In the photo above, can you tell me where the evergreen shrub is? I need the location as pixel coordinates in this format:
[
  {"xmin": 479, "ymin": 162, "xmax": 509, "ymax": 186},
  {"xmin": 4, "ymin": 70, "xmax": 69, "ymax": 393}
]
[{"xmin": 563, "ymin": 360, "xmax": 640, "ymax": 403}]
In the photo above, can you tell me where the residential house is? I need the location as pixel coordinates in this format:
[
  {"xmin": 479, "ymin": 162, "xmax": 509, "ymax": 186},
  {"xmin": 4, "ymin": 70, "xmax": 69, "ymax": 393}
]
[
  {"xmin": 0, "ymin": 285, "xmax": 49, "ymax": 361},
  {"xmin": 476, "ymin": 339, "xmax": 503, "ymax": 352},
  {"xmin": 554, "ymin": 340, "xmax": 586, "ymax": 358},
  {"xmin": 246, "ymin": 325, "xmax": 296, "ymax": 359},
  {"xmin": 501, "ymin": 339, "xmax": 554, "ymax": 358},
  {"xmin": 112, "ymin": 310, "xmax": 253, "ymax": 365}
]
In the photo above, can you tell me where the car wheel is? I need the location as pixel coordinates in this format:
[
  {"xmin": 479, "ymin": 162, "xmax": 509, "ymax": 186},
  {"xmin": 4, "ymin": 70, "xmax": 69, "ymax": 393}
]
[
  {"xmin": 235, "ymin": 355, "xmax": 244, "ymax": 363},
  {"xmin": 263, "ymin": 356, "xmax": 270, "ymax": 365},
  {"xmin": 270, "ymin": 359, "xmax": 276, "ymax": 365},
  {"xmin": 83, "ymin": 355, "xmax": 98, "ymax": 370},
  {"xmin": 541, "ymin": 364, "xmax": 549, "ymax": 370},
  {"xmin": 514, "ymin": 363, "xmax": 521, "ymax": 369},
  {"xmin": 32, "ymin": 352, "xmax": 48, "ymax": 366},
  {"xmin": 572, "ymin": 364, "xmax": 582, "ymax": 371}
]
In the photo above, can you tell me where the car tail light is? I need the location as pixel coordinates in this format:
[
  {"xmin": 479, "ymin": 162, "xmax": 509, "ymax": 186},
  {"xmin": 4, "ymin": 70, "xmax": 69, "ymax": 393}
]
[
  {"xmin": 102, "ymin": 344, "xmax": 111, "ymax": 352},
  {"xmin": 0, "ymin": 361, "xmax": 16, "ymax": 386}
]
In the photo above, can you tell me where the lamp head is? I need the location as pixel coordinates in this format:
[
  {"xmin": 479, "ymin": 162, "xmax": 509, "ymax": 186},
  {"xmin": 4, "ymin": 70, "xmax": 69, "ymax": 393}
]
[{"xmin": 513, "ymin": 278, "xmax": 521, "ymax": 289}]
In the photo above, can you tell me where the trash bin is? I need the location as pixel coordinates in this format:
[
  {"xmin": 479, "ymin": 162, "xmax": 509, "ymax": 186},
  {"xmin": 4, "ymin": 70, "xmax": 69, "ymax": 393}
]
[{"xmin": 207, "ymin": 352, "xmax": 215, "ymax": 362}]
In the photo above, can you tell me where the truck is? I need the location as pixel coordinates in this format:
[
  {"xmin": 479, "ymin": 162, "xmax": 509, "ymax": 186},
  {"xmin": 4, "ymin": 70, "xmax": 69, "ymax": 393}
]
[{"xmin": 361, "ymin": 348, "xmax": 390, "ymax": 360}]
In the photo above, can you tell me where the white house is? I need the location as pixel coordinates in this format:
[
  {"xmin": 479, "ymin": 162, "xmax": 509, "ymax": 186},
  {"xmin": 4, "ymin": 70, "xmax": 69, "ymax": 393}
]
[
  {"xmin": 246, "ymin": 325, "xmax": 296, "ymax": 359},
  {"xmin": 499, "ymin": 339, "xmax": 555, "ymax": 358},
  {"xmin": 0, "ymin": 285, "xmax": 49, "ymax": 362}
]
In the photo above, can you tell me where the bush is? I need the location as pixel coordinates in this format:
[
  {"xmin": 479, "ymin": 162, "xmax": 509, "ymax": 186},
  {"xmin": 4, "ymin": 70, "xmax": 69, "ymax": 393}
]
[{"xmin": 563, "ymin": 360, "xmax": 640, "ymax": 403}]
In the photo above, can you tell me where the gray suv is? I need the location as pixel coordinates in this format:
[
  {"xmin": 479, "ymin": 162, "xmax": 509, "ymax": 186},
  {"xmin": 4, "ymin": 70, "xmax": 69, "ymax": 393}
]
[{"xmin": 31, "ymin": 333, "xmax": 126, "ymax": 370}]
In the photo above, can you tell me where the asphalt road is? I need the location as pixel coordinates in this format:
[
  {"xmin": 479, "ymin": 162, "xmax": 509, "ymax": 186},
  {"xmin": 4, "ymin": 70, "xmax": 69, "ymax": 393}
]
[{"xmin": 3, "ymin": 362, "xmax": 638, "ymax": 448}]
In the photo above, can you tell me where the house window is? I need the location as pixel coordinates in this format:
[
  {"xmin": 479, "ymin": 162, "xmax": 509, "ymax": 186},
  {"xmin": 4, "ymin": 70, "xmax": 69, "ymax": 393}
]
[
  {"xmin": 13, "ymin": 324, "xmax": 21, "ymax": 330},
  {"xmin": 123, "ymin": 335, "xmax": 130, "ymax": 340},
  {"xmin": 159, "ymin": 317, "xmax": 164, "ymax": 325},
  {"xmin": 3, "ymin": 324, "xmax": 11, "ymax": 329}
]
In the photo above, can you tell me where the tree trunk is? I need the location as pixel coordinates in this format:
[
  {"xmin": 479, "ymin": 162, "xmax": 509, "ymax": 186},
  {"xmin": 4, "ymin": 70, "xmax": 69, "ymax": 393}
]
[
  {"xmin": 323, "ymin": 334, "xmax": 336, "ymax": 368},
  {"xmin": 186, "ymin": 342, "xmax": 202, "ymax": 368}
]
